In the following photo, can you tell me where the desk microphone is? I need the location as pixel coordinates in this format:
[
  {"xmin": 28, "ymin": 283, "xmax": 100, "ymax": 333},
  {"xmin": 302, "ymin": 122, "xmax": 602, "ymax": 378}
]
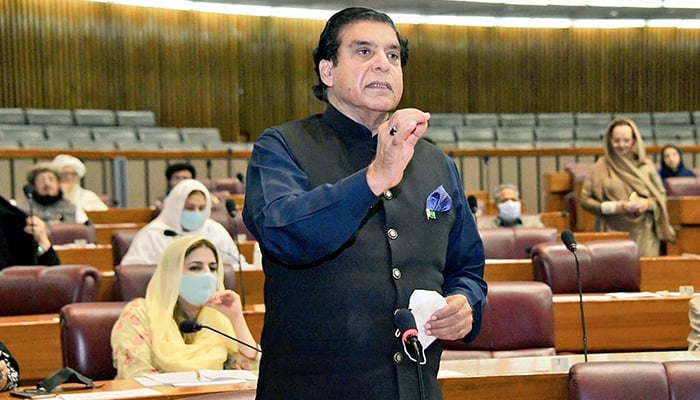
[
  {"xmin": 561, "ymin": 229, "xmax": 588, "ymax": 362},
  {"xmin": 394, "ymin": 308, "xmax": 425, "ymax": 400},
  {"xmin": 467, "ymin": 195, "xmax": 478, "ymax": 223},
  {"xmin": 23, "ymin": 184, "xmax": 38, "ymax": 265},
  {"xmin": 225, "ymin": 199, "xmax": 246, "ymax": 309},
  {"xmin": 179, "ymin": 320, "xmax": 261, "ymax": 353}
]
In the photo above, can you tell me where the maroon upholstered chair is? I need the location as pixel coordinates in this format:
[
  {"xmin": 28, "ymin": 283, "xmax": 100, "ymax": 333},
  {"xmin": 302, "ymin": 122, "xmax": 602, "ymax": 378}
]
[
  {"xmin": 479, "ymin": 227, "xmax": 558, "ymax": 259},
  {"xmin": 48, "ymin": 222, "xmax": 96, "ymax": 245},
  {"xmin": 441, "ymin": 281, "xmax": 555, "ymax": 360},
  {"xmin": 0, "ymin": 265, "xmax": 101, "ymax": 316},
  {"xmin": 531, "ymin": 239, "xmax": 640, "ymax": 294},
  {"xmin": 115, "ymin": 263, "xmax": 238, "ymax": 301},
  {"xmin": 568, "ymin": 361, "xmax": 669, "ymax": 400},
  {"xmin": 111, "ymin": 228, "xmax": 139, "ymax": 266},
  {"xmin": 664, "ymin": 176, "xmax": 700, "ymax": 196},
  {"xmin": 60, "ymin": 302, "xmax": 126, "ymax": 380},
  {"xmin": 664, "ymin": 361, "xmax": 700, "ymax": 400}
]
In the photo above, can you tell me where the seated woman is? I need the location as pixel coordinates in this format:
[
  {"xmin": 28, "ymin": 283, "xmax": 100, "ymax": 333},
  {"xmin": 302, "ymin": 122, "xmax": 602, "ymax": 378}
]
[
  {"xmin": 111, "ymin": 236, "xmax": 258, "ymax": 378},
  {"xmin": 658, "ymin": 144, "xmax": 697, "ymax": 181},
  {"xmin": 120, "ymin": 179, "xmax": 244, "ymax": 266},
  {"xmin": 0, "ymin": 341, "xmax": 19, "ymax": 391}
]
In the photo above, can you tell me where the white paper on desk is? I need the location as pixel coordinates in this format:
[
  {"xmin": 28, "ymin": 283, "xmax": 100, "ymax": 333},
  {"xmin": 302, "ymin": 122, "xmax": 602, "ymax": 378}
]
[
  {"xmin": 408, "ymin": 289, "xmax": 447, "ymax": 350},
  {"xmin": 57, "ymin": 388, "xmax": 161, "ymax": 399},
  {"xmin": 136, "ymin": 371, "xmax": 199, "ymax": 386},
  {"xmin": 606, "ymin": 292, "xmax": 661, "ymax": 299},
  {"xmin": 198, "ymin": 369, "xmax": 257, "ymax": 381}
]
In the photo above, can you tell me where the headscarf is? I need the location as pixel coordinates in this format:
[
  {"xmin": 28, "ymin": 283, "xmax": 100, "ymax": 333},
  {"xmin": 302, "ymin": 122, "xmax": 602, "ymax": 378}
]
[
  {"xmin": 156, "ymin": 179, "xmax": 212, "ymax": 234},
  {"xmin": 595, "ymin": 117, "xmax": 675, "ymax": 242},
  {"xmin": 145, "ymin": 235, "xmax": 238, "ymax": 371},
  {"xmin": 659, "ymin": 144, "xmax": 697, "ymax": 180},
  {"xmin": 52, "ymin": 154, "xmax": 86, "ymax": 178}
]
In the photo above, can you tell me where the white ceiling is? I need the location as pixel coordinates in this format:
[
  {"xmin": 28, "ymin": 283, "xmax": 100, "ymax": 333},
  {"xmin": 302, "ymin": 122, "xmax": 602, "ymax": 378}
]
[{"xmin": 193, "ymin": 1, "xmax": 700, "ymax": 20}]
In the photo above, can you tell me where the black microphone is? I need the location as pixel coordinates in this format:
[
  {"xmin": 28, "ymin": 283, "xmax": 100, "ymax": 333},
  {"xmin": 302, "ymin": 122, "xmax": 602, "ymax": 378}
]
[
  {"xmin": 561, "ymin": 229, "xmax": 577, "ymax": 253},
  {"xmin": 394, "ymin": 309, "xmax": 425, "ymax": 400},
  {"xmin": 23, "ymin": 184, "xmax": 34, "ymax": 200},
  {"xmin": 467, "ymin": 195, "xmax": 478, "ymax": 215},
  {"xmin": 225, "ymin": 199, "xmax": 246, "ymax": 308},
  {"xmin": 164, "ymin": 229, "xmax": 178, "ymax": 237},
  {"xmin": 236, "ymin": 172, "xmax": 245, "ymax": 185},
  {"xmin": 179, "ymin": 320, "xmax": 261, "ymax": 353},
  {"xmin": 560, "ymin": 229, "xmax": 588, "ymax": 362},
  {"xmin": 23, "ymin": 184, "xmax": 38, "ymax": 265}
]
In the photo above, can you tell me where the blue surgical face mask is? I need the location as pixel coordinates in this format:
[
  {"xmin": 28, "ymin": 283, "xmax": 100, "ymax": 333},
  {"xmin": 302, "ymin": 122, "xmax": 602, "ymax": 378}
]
[
  {"xmin": 180, "ymin": 210, "xmax": 206, "ymax": 231},
  {"xmin": 179, "ymin": 273, "xmax": 217, "ymax": 306},
  {"xmin": 497, "ymin": 200, "xmax": 521, "ymax": 223}
]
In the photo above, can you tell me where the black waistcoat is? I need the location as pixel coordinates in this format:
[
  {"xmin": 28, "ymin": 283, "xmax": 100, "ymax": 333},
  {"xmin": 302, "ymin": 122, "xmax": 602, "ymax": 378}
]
[{"xmin": 256, "ymin": 110, "xmax": 457, "ymax": 400}]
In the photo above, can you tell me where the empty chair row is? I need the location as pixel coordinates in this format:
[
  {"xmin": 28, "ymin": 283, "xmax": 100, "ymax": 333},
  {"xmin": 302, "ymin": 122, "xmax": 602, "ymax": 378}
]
[
  {"xmin": 424, "ymin": 125, "xmax": 700, "ymax": 149},
  {"xmin": 429, "ymin": 111, "xmax": 700, "ymax": 129},
  {"xmin": 0, "ymin": 108, "xmax": 156, "ymax": 127},
  {"xmin": 0, "ymin": 125, "xmax": 224, "ymax": 150}
]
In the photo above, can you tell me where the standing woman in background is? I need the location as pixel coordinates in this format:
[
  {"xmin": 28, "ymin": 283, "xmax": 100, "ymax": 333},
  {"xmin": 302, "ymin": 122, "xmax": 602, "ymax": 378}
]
[{"xmin": 580, "ymin": 117, "xmax": 675, "ymax": 256}]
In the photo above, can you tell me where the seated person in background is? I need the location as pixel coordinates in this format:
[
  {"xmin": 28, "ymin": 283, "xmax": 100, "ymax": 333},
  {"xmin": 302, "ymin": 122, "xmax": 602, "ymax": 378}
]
[
  {"xmin": 477, "ymin": 183, "xmax": 544, "ymax": 228},
  {"xmin": 121, "ymin": 179, "xmax": 245, "ymax": 267},
  {"xmin": 154, "ymin": 163, "xmax": 197, "ymax": 209},
  {"xmin": 1, "ymin": 195, "xmax": 60, "ymax": 269},
  {"xmin": 689, "ymin": 296, "xmax": 700, "ymax": 351},
  {"xmin": 0, "ymin": 342, "xmax": 19, "ymax": 391},
  {"xmin": 580, "ymin": 118, "xmax": 674, "ymax": 257},
  {"xmin": 659, "ymin": 144, "xmax": 697, "ymax": 181},
  {"xmin": 111, "ymin": 236, "xmax": 258, "ymax": 378},
  {"xmin": 52, "ymin": 154, "xmax": 109, "ymax": 211},
  {"xmin": 15, "ymin": 163, "xmax": 88, "ymax": 224}
]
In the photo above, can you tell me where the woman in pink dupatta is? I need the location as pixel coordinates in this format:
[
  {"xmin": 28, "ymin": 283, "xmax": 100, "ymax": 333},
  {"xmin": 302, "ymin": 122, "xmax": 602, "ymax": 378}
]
[{"xmin": 580, "ymin": 117, "xmax": 675, "ymax": 256}]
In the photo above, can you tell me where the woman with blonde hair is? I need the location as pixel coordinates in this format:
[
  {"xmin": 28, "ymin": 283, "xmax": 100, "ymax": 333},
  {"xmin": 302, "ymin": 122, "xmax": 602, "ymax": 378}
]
[
  {"xmin": 111, "ymin": 235, "xmax": 258, "ymax": 378},
  {"xmin": 580, "ymin": 117, "xmax": 675, "ymax": 256}
]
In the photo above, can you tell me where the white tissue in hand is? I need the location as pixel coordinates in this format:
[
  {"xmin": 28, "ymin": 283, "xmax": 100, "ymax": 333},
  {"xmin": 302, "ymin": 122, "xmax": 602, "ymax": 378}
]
[{"xmin": 408, "ymin": 289, "xmax": 447, "ymax": 349}]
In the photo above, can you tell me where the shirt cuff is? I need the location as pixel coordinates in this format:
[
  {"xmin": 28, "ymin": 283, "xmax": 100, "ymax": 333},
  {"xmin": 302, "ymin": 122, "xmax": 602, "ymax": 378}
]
[{"xmin": 600, "ymin": 201, "xmax": 619, "ymax": 215}]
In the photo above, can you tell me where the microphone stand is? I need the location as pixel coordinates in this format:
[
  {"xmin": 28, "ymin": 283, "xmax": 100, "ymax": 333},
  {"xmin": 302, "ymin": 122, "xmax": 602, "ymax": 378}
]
[
  {"xmin": 573, "ymin": 249, "xmax": 589, "ymax": 362},
  {"xmin": 227, "ymin": 201, "xmax": 246, "ymax": 309},
  {"xmin": 25, "ymin": 188, "xmax": 38, "ymax": 265},
  {"xmin": 409, "ymin": 341, "xmax": 425, "ymax": 400}
]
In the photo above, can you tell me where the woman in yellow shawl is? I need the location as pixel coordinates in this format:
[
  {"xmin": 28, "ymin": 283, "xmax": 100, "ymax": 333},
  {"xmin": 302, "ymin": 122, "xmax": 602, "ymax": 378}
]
[
  {"xmin": 111, "ymin": 235, "xmax": 258, "ymax": 378},
  {"xmin": 580, "ymin": 117, "xmax": 675, "ymax": 257}
]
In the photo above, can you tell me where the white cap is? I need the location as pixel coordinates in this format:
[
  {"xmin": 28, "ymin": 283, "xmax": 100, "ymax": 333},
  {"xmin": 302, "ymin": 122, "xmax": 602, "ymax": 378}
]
[{"xmin": 53, "ymin": 154, "xmax": 86, "ymax": 178}]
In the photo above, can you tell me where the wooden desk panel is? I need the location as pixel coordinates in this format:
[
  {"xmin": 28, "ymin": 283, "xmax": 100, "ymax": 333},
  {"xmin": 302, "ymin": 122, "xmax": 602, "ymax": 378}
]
[
  {"xmin": 87, "ymin": 208, "xmax": 155, "ymax": 225},
  {"xmin": 440, "ymin": 350, "xmax": 700, "ymax": 400},
  {"xmin": 0, "ymin": 314, "xmax": 61, "ymax": 384},
  {"xmin": 667, "ymin": 196, "xmax": 700, "ymax": 225},
  {"xmin": 95, "ymin": 222, "xmax": 146, "ymax": 245},
  {"xmin": 55, "ymin": 244, "xmax": 114, "ymax": 272},
  {"xmin": 553, "ymin": 294, "xmax": 691, "ymax": 353},
  {"xmin": 640, "ymin": 256, "xmax": 700, "ymax": 291}
]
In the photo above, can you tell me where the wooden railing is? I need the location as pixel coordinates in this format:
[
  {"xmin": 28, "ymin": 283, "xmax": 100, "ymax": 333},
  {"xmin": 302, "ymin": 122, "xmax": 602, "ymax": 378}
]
[{"xmin": 3, "ymin": 145, "xmax": 699, "ymax": 212}]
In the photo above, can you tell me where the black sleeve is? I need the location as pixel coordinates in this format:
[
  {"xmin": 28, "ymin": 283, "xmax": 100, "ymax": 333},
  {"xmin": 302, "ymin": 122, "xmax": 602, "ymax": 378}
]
[{"xmin": 38, "ymin": 246, "xmax": 61, "ymax": 266}]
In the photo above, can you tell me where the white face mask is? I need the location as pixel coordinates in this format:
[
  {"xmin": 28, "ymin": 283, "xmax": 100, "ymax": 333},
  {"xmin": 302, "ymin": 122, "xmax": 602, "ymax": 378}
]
[
  {"xmin": 497, "ymin": 200, "xmax": 521, "ymax": 223},
  {"xmin": 179, "ymin": 274, "xmax": 217, "ymax": 306}
]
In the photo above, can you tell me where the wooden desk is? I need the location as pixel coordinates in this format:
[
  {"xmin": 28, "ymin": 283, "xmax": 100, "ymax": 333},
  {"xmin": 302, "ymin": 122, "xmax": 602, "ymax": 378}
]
[
  {"xmin": 439, "ymin": 350, "xmax": 700, "ymax": 400},
  {"xmin": 485, "ymin": 255, "xmax": 700, "ymax": 292},
  {"xmin": 666, "ymin": 196, "xmax": 700, "ymax": 256},
  {"xmin": 553, "ymin": 294, "xmax": 692, "ymax": 353},
  {"xmin": 87, "ymin": 208, "xmax": 155, "ymax": 224},
  {"xmin": 55, "ymin": 244, "xmax": 113, "ymax": 272},
  {"xmin": 0, "ymin": 378, "xmax": 256, "ymax": 399},
  {"xmin": 0, "ymin": 309, "xmax": 265, "ymax": 385},
  {"xmin": 0, "ymin": 314, "xmax": 61, "ymax": 384},
  {"xmin": 94, "ymin": 222, "xmax": 146, "ymax": 245}
]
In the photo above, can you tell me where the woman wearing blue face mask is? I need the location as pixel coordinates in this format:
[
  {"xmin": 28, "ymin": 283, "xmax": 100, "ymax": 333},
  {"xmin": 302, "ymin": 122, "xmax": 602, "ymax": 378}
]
[
  {"xmin": 111, "ymin": 236, "xmax": 259, "ymax": 378},
  {"xmin": 120, "ymin": 179, "xmax": 245, "ymax": 266}
]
